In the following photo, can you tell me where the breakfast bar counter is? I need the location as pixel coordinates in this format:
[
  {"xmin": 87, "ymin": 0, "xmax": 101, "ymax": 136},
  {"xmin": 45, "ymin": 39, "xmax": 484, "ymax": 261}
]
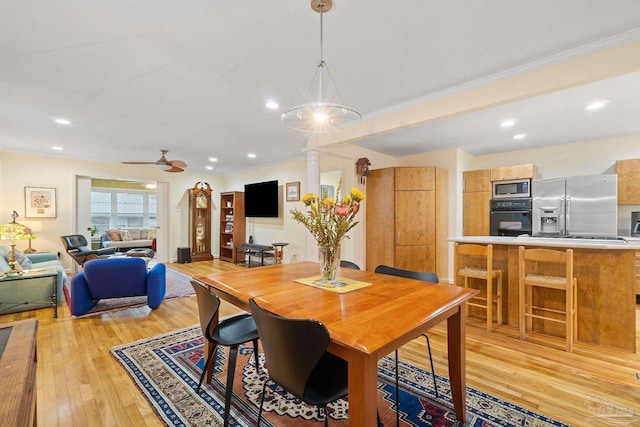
[{"xmin": 450, "ymin": 236, "xmax": 638, "ymax": 352}]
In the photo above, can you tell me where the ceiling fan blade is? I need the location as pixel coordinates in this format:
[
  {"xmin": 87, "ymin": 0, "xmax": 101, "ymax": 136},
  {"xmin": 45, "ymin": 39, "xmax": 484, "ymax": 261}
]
[
  {"xmin": 168, "ymin": 160, "xmax": 187, "ymax": 168},
  {"xmin": 121, "ymin": 161, "xmax": 156, "ymax": 165},
  {"xmin": 165, "ymin": 166, "xmax": 184, "ymax": 173}
]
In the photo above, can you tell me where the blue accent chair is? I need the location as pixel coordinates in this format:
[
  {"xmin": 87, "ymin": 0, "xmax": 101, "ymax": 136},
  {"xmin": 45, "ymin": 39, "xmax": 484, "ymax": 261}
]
[{"xmin": 70, "ymin": 257, "xmax": 165, "ymax": 316}]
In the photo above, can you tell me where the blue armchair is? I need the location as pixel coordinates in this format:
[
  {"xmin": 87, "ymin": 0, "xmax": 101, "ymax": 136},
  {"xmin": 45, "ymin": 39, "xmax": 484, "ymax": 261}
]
[{"xmin": 70, "ymin": 257, "xmax": 165, "ymax": 316}]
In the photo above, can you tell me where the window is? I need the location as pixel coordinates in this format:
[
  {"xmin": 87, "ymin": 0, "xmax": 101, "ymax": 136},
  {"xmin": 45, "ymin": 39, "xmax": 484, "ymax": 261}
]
[{"xmin": 91, "ymin": 188, "xmax": 157, "ymax": 233}]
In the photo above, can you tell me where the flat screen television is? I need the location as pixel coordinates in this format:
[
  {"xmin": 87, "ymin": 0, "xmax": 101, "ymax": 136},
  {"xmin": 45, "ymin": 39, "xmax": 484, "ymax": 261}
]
[{"xmin": 244, "ymin": 180, "xmax": 279, "ymax": 218}]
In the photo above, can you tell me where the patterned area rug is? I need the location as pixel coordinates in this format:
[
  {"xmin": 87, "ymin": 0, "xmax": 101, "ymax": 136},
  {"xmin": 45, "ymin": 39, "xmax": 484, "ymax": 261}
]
[
  {"xmin": 64, "ymin": 267, "xmax": 194, "ymax": 317},
  {"xmin": 111, "ymin": 326, "xmax": 569, "ymax": 426}
]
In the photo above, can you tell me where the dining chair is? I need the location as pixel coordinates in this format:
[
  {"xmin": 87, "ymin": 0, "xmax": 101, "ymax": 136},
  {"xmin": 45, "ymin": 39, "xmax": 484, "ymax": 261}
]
[
  {"xmin": 190, "ymin": 280, "xmax": 260, "ymax": 427},
  {"xmin": 249, "ymin": 298, "xmax": 380, "ymax": 427},
  {"xmin": 339, "ymin": 260, "xmax": 361, "ymax": 270},
  {"xmin": 374, "ymin": 265, "xmax": 440, "ymax": 426}
]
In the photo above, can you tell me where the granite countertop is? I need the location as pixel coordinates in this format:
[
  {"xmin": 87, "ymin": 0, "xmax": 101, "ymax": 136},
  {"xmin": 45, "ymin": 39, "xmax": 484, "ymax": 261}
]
[{"xmin": 449, "ymin": 235, "xmax": 640, "ymax": 250}]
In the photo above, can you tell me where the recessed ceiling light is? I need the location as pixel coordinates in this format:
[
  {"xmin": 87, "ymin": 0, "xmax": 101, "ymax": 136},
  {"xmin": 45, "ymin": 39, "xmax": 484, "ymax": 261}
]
[
  {"xmin": 500, "ymin": 119, "xmax": 517, "ymax": 128},
  {"xmin": 52, "ymin": 146, "xmax": 64, "ymax": 151},
  {"xmin": 265, "ymin": 100, "xmax": 279, "ymax": 110},
  {"xmin": 585, "ymin": 100, "xmax": 609, "ymax": 111},
  {"xmin": 205, "ymin": 165, "xmax": 214, "ymax": 170},
  {"xmin": 208, "ymin": 157, "xmax": 218, "ymax": 162},
  {"xmin": 54, "ymin": 118, "xmax": 71, "ymax": 125},
  {"xmin": 247, "ymin": 153, "xmax": 257, "ymax": 159},
  {"xmin": 513, "ymin": 134, "xmax": 527, "ymax": 140}
]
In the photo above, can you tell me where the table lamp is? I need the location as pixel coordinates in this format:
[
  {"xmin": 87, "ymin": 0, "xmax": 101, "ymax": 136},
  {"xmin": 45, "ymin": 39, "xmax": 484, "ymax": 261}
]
[{"xmin": 0, "ymin": 210, "xmax": 34, "ymax": 271}]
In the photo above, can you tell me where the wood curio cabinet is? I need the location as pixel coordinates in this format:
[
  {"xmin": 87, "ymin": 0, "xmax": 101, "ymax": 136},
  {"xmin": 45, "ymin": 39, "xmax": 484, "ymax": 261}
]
[
  {"xmin": 189, "ymin": 182, "xmax": 214, "ymax": 262},
  {"xmin": 219, "ymin": 191, "xmax": 245, "ymax": 263}
]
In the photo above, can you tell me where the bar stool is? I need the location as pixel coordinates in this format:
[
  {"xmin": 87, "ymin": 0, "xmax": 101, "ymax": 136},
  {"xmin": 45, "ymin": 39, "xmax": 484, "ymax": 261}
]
[
  {"xmin": 453, "ymin": 243, "xmax": 502, "ymax": 332},
  {"xmin": 518, "ymin": 246, "xmax": 577, "ymax": 352}
]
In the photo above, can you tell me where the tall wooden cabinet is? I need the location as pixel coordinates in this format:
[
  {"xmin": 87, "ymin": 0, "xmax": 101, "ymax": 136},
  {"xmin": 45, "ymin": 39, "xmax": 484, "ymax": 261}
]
[
  {"xmin": 616, "ymin": 158, "xmax": 640, "ymax": 205},
  {"xmin": 219, "ymin": 192, "xmax": 245, "ymax": 263},
  {"xmin": 462, "ymin": 169, "xmax": 491, "ymax": 236},
  {"xmin": 189, "ymin": 182, "xmax": 214, "ymax": 262},
  {"xmin": 366, "ymin": 167, "xmax": 448, "ymax": 280}
]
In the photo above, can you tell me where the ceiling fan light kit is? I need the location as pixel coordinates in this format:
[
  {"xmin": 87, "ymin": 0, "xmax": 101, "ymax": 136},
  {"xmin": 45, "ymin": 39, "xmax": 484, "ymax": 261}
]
[{"xmin": 281, "ymin": 0, "xmax": 361, "ymax": 132}]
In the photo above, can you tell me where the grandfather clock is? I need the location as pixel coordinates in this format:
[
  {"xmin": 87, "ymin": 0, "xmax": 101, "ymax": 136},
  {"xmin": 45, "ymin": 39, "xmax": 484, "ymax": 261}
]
[{"xmin": 189, "ymin": 181, "xmax": 214, "ymax": 262}]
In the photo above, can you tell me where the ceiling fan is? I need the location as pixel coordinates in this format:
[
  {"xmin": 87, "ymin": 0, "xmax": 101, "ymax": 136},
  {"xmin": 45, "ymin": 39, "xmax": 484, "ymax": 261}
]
[{"xmin": 121, "ymin": 150, "xmax": 187, "ymax": 173}]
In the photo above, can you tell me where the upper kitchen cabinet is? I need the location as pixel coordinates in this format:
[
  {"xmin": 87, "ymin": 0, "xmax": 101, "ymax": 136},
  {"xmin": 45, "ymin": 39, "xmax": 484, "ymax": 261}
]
[
  {"xmin": 463, "ymin": 169, "xmax": 491, "ymax": 236},
  {"xmin": 366, "ymin": 167, "xmax": 448, "ymax": 280},
  {"xmin": 490, "ymin": 164, "xmax": 538, "ymax": 182},
  {"xmin": 617, "ymin": 158, "xmax": 640, "ymax": 205},
  {"xmin": 463, "ymin": 169, "xmax": 491, "ymax": 192}
]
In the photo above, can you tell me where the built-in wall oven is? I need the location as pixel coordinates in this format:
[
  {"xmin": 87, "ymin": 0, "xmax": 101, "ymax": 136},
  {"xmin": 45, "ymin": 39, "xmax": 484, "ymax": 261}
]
[{"xmin": 490, "ymin": 198, "xmax": 532, "ymax": 236}]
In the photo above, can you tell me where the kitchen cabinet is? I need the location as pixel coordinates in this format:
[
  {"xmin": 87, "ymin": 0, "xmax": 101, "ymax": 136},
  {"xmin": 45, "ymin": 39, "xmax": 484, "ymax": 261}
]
[
  {"xmin": 616, "ymin": 158, "xmax": 640, "ymax": 205},
  {"xmin": 490, "ymin": 164, "xmax": 538, "ymax": 182},
  {"xmin": 219, "ymin": 192, "xmax": 245, "ymax": 263},
  {"xmin": 366, "ymin": 167, "xmax": 448, "ymax": 279},
  {"xmin": 463, "ymin": 169, "xmax": 491, "ymax": 236}
]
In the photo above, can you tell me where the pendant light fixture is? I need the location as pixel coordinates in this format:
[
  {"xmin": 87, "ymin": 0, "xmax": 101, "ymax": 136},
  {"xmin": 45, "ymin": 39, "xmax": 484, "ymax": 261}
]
[{"xmin": 281, "ymin": 0, "xmax": 361, "ymax": 132}]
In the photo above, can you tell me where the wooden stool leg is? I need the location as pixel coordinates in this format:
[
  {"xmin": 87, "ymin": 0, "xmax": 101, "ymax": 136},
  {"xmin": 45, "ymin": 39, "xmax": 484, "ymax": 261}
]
[
  {"xmin": 566, "ymin": 279, "xmax": 573, "ymax": 353},
  {"xmin": 463, "ymin": 275, "xmax": 469, "ymax": 317},
  {"xmin": 519, "ymin": 281, "xmax": 525, "ymax": 341},
  {"xmin": 486, "ymin": 272, "xmax": 493, "ymax": 332},
  {"xmin": 496, "ymin": 271, "xmax": 503, "ymax": 325},
  {"xmin": 573, "ymin": 278, "xmax": 578, "ymax": 343}
]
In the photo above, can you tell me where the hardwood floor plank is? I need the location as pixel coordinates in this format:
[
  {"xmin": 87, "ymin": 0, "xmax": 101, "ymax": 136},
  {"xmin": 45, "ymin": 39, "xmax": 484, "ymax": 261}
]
[{"xmin": 0, "ymin": 259, "xmax": 637, "ymax": 426}]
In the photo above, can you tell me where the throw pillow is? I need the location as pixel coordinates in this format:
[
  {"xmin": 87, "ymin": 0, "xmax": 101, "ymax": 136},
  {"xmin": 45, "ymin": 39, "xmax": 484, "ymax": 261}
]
[
  {"xmin": 147, "ymin": 229, "xmax": 157, "ymax": 239},
  {"xmin": 129, "ymin": 229, "xmax": 141, "ymax": 240},
  {"xmin": 120, "ymin": 230, "xmax": 133, "ymax": 241},
  {"xmin": 8, "ymin": 249, "xmax": 33, "ymax": 270},
  {"xmin": 106, "ymin": 229, "xmax": 122, "ymax": 241}
]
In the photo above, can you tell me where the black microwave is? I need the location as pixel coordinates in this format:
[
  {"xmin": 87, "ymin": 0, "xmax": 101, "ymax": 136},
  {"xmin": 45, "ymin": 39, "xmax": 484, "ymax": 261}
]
[{"xmin": 492, "ymin": 179, "xmax": 531, "ymax": 199}]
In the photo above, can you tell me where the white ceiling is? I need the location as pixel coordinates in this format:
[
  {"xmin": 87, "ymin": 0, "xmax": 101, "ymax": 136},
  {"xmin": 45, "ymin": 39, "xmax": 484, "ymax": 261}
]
[{"xmin": 1, "ymin": 1, "xmax": 640, "ymax": 174}]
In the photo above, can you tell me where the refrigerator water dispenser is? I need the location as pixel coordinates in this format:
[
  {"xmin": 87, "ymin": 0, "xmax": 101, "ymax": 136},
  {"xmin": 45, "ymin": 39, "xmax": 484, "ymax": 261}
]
[{"xmin": 540, "ymin": 208, "xmax": 560, "ymax": 234}]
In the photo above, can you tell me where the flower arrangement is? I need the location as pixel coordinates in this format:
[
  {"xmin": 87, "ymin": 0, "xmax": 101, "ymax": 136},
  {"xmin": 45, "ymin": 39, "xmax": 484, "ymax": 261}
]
[
  {"xmin": 290, "ymin": 182, "xmax": 365, "ymax": 248},
  {"xmin": 290, "ymin": 181, "xmax": 365, "ymax": 281}
]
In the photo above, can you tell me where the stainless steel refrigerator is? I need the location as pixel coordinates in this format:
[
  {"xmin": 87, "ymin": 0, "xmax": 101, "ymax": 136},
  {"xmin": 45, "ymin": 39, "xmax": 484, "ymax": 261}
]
[{"xmin": 532, "ymin": 174, "xmax": 617, "ymax": 237}]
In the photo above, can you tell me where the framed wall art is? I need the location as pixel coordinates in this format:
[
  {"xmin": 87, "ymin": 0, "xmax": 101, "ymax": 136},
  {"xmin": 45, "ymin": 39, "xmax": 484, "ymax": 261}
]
[
  {"xmin": 320, "ymin": 185, "xmax": 335, "ymax": 199},
  {"xmin": 25, "ymin": 186, "xmax": 57, "ymax": 218},
  {"xmin": 286, "ymin": 182, "xmax": 300, "ymax": 202}
]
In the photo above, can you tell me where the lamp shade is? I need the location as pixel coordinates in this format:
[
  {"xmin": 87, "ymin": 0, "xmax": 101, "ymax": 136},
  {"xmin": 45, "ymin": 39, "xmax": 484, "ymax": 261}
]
[{"xmin": 0, "ymin": 220, "xmax": 33, "ymax": 241}]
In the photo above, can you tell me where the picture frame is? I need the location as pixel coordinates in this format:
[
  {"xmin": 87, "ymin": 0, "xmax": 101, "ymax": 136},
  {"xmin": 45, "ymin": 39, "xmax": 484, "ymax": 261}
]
[
  {"xmin": 286, "ymin": 181, "xmax": 300, "ymax": 202},
  {"xmin": 320, "ymin": 185, "xmax": 335, "ymax": 199},
  {"xmin": 25, "ymin": 186, "xmax": 57, "ymax": 218}
]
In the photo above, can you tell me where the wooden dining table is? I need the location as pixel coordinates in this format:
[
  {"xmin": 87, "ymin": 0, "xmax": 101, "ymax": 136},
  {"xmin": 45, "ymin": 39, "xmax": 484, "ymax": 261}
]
[{"xmin": 195, "ymin": 261, "xmax": 478, "ymax": 426}]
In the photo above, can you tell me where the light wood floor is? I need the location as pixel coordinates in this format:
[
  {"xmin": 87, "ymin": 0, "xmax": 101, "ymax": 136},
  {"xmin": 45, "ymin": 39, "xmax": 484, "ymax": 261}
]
[{"xmin": 2, "ymin": 260, "xmax": 639, "ymax": 427}]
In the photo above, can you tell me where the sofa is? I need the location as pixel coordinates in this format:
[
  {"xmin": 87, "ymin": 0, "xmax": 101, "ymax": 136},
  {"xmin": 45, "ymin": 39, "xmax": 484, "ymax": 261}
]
[
  {"xmin": 0, "ymin": 246, "xmax": 68, "ymax": 314},
  {"xmin": 100, "ymin": 228, "xmax": 156, "ymax": 250},
  {"xmin": 69, "ymin": 257, "xmax": 165, "ymax": 316}
]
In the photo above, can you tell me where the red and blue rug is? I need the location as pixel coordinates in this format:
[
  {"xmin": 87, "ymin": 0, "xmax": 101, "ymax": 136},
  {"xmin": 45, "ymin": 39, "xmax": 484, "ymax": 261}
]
[{"xmin": 111, "ymin": 325, "xmax": 569, "ymax": 426}]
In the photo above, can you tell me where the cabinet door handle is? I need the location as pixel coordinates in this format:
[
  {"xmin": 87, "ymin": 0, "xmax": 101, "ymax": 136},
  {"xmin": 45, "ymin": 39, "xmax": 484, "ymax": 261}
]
[{"xmin": 397, "ymin": 232, "xmax": 400, "ymax": 244}]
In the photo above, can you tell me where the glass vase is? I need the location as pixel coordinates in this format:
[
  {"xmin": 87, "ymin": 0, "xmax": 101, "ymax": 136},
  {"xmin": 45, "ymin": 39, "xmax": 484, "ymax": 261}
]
[{"xmin": 318, "ymin": 245, "xmax": 341, "ymax": 282}]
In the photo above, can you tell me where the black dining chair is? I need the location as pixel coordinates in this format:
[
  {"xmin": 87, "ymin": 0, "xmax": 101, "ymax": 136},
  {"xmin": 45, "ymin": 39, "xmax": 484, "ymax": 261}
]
[
  {"xmin": 191, "ymin": 280, "xmax": 260, "ymax": 427},
  {"xmin": 374, "ymin": 265, "xmax": 440, "ymax": 426},
  {"xmin": 339, "ymin": 260, "xmax": 361, "ymax": 270},
  {"xmin": 249, "ymin": 298, "xmax": 358, "ymax": 427}
]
